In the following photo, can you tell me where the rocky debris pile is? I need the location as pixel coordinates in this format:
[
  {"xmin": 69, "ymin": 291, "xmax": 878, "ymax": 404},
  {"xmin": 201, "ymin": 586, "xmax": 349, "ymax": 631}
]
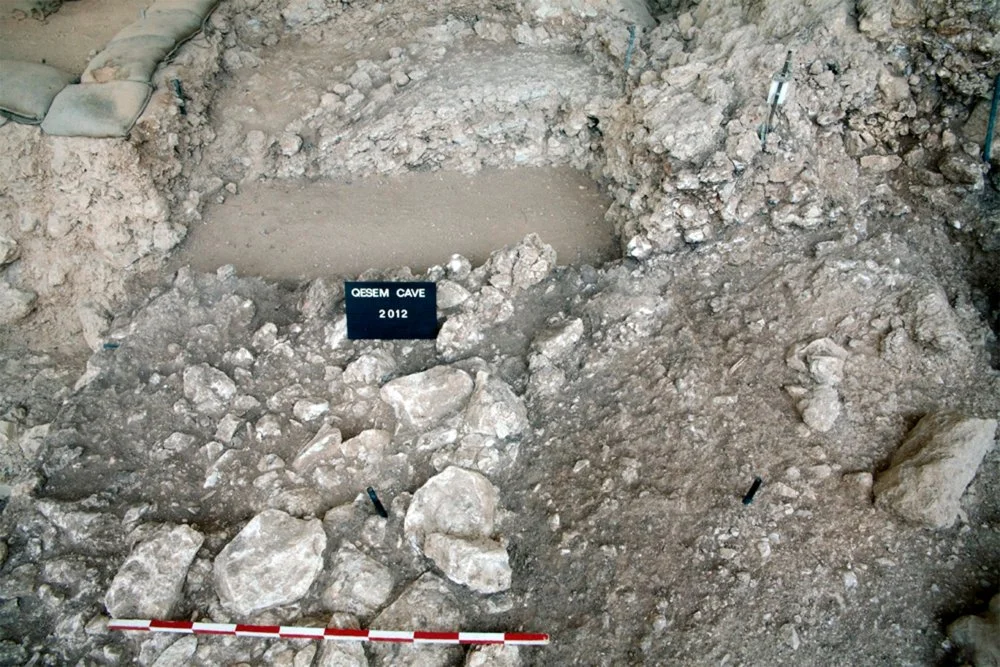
[
  {"xmin": 786, "ymin": 338, "xmax": 849, "ymax": 432},
  {"xmin": 874, "ymin": 412, "xmax": 997, "ymax": 529}
]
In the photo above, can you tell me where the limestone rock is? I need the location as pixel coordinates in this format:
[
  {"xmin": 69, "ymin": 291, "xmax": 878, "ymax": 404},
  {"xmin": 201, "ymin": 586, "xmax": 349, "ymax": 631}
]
[
  {"xmin": 213, "ymin": 509, "xmax": 326, "ymax": 616},
  {"xmin": 796, "ymin": 386, "xmax": 841, "ymax": 432},
  {"xmin": 76, "ymin": 301, "xmax": 111, "ymax": 352},
  {"xmin": 182, "ymin": 364, "xmax": 237, "ymax": 417},
  {"xmin": 380, "ymin": 366, "xmax": 474, "ymax": 432},
  {"xmin": 949, "ymin": 592, "xmax": 1000, "ymax": 667},
  {"xmin": 939, "ymin": 152, "xmax": 985, "ymax": 187},
  {"xmin": 874, "ymin": 412, "xmax": 997, "ymax": 529},
  {"xmin": 344, "ymin": 350, "xmax": 397, "ymax": 385},
  {"xmin": 105, "ymin": 524, "xmax": 204, "ymax": 618},
  {"xmin": 371, "ymin": 573, "xmax": 463, "ymax": 667},
  {"xmin": 437, "ymin": 280, "xmax": 471, "ymax": 309},
  {"xmin": 484, "ymin": 234, "xmax": 557, "ymax": 293},
  {"xmin": 463, "ymin": 372, "xmax": 529, "ymax": 440},
  {"xmin": 532, "ymin": 318, "xmax": 584, "ymax": 360},
  {"xmin": 292, "ymin": 424, "xmax": 342, "ymax": 472},
  {"xmin": 0, "ymin": 282, "xmax": 36, "ymax": 325},
  {"xmin": 151, "ymin": 636, "xmax": 198, "ymax": 667},
  {"xmin": 466, "ymin": 645, "xmax": 522, "ymax": 667},
  {"xmin": 436, "ymin": 312, "xmax": 485, "ymax": 361},
  {"xmin": 404, "ymin": 466, "xmax": 498, "ymax": 550},
  {"xmin": 0, "ymin": 234, "xmax": 19, "ymax": 266},
  {"xmin": 322, "ymin": 545, "xmax": 394, "ymax": 616},
  {"xmin": 423, "ymin": 533, "xmax": 511, "ymax": 594}
]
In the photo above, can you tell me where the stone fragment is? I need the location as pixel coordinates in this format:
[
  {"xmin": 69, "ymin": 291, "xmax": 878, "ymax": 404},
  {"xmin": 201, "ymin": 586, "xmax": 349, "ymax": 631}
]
[
  {"xmin": 371, "ymin": 573, "xmax": 463, "ymax": 667},
  {"xmin": 437, "ymin": 280, "xmax": 471, "ymax": 309},
  {"xmin": 939, "ymin": 152, "xmax": 985, "ymax": 187},
  {"xmin": 343, "ymin": 350, "xmax": 396, "ymax": 385},
  {"xmin": 380, "ymin": 366, "xmax": 474, "ymax": 432},
  {"xmin": 76, "ymin": 301, "xmax": 111, "ymax": 351},
  {"xmin": 532, "ymin": 318, "xmax": 584, "ymax": 359},
  {"xmin": 0, "ymin": 282, "xmax": 36, "ymax": 325},
  {"xmin": 340, "ymin": 429, "xmax": 391, "ymax": 466},
  {"xmin": 796, "ymin": 386, "xmax": 841, "ymax": 432},
  {"xmin": 404, "ymin": 466, "xmax": 498, "ymax": 550},
  {"xmin": 423, "ymin": 533, "xmax": 511, "ymax": 594},
  {"xmin": 151, "ymin": 636, "xmax": 198, "ymax": 667},
  {"xmin": 182, "ymin": 364, "xmax": 236, "ymax": 417},
  {"xmin": 278, "ymin": 132, "xmax": 302, "ymax": 156},
  {"xmin": 463, "ymin": 372, "xmax": 528, "ymax": 440},
  {"xmin": 860, "ymin": 155, "xmax": 902, "ymax": 172},
  {"xmin": 105, "ymin": 524, "xmax": 203, "ymax": 618},
  {"xmin": 436, "ymin": 313, "xmax": 485, "ymax": 361},
  {"xmin": 293, "ymin": 399, "xmax": 329, "ymax": 422},
  {"xmin": 321, "ymin": 545, "xmax": 394, "ymax": 616},
  {"xmin": 874, "ymin": 412, "xmax": 997, "ymax": 529},
  {"xmin": 485, "ymin": 234, "xmax": 556, "ymax": 293},
  {"xmin": 292, "ymin": 424, "xmax": 342, "ymax": 472},
  {"xmin": 213, "ymin": 510, "xmax": 326, "ymax": 616},
  {"xmin": 948, "ymin": 592, "xmax": 1000, "ymax": 667},
  {"xmin": 0, "ymin": 235, "xmax": 18, "ymax": 266},
  {"xmin": 466, "ymin": 645, "xmax": 521, "ymax": 666},
  {"xmin": 316, "ymin": 613, "xmax": 368, "ymax": 666}
]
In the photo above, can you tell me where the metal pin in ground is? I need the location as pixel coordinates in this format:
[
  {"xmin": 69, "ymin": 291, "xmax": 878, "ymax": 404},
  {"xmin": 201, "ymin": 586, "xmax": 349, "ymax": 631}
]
[{"xmin": 366, "ymin": 486, "xmax": 388, "ymax": 518}]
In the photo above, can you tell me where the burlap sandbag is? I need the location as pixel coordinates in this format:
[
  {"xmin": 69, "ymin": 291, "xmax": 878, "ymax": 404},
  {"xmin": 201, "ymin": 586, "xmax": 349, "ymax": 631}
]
[
  {"xmin": 41, "ymin": 81, "xmax": 152, "ymax": 137},
  {"xmin": 111, "ymin": 9, "xmax": 204, "ymax": 43},
  {"xmin": 0, "ymin": 59, "xmax": 77, "ymax": 123},
  {"xmin": 82, "ymin": 35, "xmax": 176, "ymax": 83}
]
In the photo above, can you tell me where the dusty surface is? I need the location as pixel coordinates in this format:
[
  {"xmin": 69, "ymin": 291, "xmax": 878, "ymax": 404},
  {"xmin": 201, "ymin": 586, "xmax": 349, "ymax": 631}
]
[
  {"xmin": 1, "ymin": 0, "xmax": 1000, "ymax": 665},
  {"xmin": 170, "ymin": 168, "xmax": 614, "ymax": 280},
  {"xmin": 0, "ymin": 0, "xmax": 153, "ymax": 72}
]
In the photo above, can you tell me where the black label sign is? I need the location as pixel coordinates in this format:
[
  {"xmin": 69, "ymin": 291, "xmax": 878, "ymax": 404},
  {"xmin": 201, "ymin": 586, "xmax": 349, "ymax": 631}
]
[{"xmin": 345, "ymin": 281, "xmax": 437, "ymax": 340}]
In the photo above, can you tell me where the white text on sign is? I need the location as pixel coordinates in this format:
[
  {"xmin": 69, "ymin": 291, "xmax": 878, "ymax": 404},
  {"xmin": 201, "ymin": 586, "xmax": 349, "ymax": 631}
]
[{"xmin": 350, "ymin": 287, "xmax": 426, "ymax": 298}]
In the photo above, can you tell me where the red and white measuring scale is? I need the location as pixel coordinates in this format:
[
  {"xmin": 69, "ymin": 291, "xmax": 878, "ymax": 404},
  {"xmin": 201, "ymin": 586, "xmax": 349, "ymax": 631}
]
[{"xmin": 108, "ymin": 619, "xmax": 549, "ymax": 646}]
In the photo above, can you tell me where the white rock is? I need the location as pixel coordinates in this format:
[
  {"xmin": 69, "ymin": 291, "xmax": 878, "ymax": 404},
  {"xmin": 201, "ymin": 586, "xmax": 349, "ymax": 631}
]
[
  {"xmin": 437, "ymin": 280, "xmax": 471, "ymax": 309},
  {"xmin": 532, "ymin": 318, "xmax": 584, "ymax": 360},
  {"xmin": 343, "ymin": 350, "xmax": 396, "ymax": 385},
  {"xmin": 423, "ymin": 533, "xmax": 511, "ymax": 594},
  {"xmin": 151, "ymin": 636, "xmax": 198, "ymax": 667},
  {"xmin": 874, "ymin": 412, "xmax": 997, "ymax": 529},
  {"xmin": 484, "ymin": 233, "xmax": 557, "ymax": 293},
  {"xmin": 436, "ymin": 313, "xmax": 485, "ymax": 361},
  {"xmin": 842, "ymin": 570, "xmax": 858, "ymax": 589},
  {"xmin": 278, "ymin": 132, "xmax": 302, "ymax": 157},
  {"xmin": 466, "ymin": 645, "xmax": 521, "ymax": 666},
  {"xmin": 0, "ymin": 282, "xmax": 36, "ymax": 325},
  {"xmin": 797, "ymin": 386, "xmax": 841, "ymax": 432},
  {"xmin": 215, "ymin": 414, "xmax": 242, "ymax": 443},
  {"xmin": 213, "ymin": 510, "xmax": 326, "ymax": 616},
  {"xmin": 76, "ymin": 301, "xmax": 111, "ymax": 352},
  {"xmin": 321, "ymin": 545, "xmax": 394, "ymax": 616},
  {"xmin": 371, "ymin": 573, "xmax": 463, "ymax": 667},
  {"xmin": 105, "ymin": 524, "xmax": 204, "ymax": 618},
  {"xmin": 340, "ymin": 429, "xmax": 391, "ymax": 466},
  {"xmin": 0, "ymin": 234, "xmax": 18, "ymax": 266},
  {"xmin": 293, "ymin": 399, "xmax": 330, "ymax": 422},
  {"xmin": 463, "ymin": 372, "xmax": 528, "ymax": 440},
  {"xmin": 292, "ymin": 424, "xmax": 343, "ymax": 472},
  {"xmin": 380, "ymin": 366, "xmax": 474, "ymax": 432},
  {"xmin": 182, "ymin": 364, "xmax": 236, "ymax": 417},
  {"xmin": 404, "ymin": 466, "xmax": 498, "ymax": 550}
]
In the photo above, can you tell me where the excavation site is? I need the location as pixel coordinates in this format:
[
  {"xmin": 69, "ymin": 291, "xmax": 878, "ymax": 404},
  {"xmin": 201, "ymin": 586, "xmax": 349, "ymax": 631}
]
[{"xmin": 1, "ymin": 0, "xmax": 1000, "ymax": 664}]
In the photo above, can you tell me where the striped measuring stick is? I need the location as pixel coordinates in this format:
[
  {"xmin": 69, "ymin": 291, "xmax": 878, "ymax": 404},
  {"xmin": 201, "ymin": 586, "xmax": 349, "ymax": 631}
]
[{"xmin": 108, "ymin": 619, "xmax": 549, "ymax": 646}]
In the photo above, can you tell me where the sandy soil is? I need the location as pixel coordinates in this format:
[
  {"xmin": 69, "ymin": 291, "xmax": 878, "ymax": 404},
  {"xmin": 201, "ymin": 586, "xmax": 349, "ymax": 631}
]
[
  {"xmin": 0, "ymin": 0, "xmax": 152, "ymax": 72},
  {"xmin": 170, "ymin": 167, "xmax": 614, "ymax": 281}
]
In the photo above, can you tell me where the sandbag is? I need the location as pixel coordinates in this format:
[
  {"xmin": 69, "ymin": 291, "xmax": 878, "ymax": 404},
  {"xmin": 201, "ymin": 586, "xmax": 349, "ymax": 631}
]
[
  {"xmin": 41, "ymin": 81, "xmax": 152, "ymax": 137},
  {"xmin": 0, "ymin": 59, "xmax": 77, "ymax": 123},
  {"xmin": 111, "ymin": 9, "xmax": 204, "ymax": 43},
  {"xmin": 149, "ymin": 0, "xmax": 219, "ymax": 18},
  {"xmin": 82, "ymin": 35, "xmax": 176, "ymax": 83}
]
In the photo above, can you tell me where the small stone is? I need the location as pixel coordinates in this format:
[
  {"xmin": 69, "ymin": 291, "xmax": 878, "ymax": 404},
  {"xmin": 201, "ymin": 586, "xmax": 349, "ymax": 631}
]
[
  {"xmin": 484, "ymin": 234, "xmax": 557, "ymax": 293},
  {"xmin": 278, "ymin": 132, "xmax": 302, "ymax": 157},
  {"xmin": 215, "ymin": 414, "xmax": 241, "ymax": 443},
  {"xmin": 343, "ymin": 350, "xmax": 396, "ymax": 385},
  {"xmin": 781, "ymin": 623, "xmax": 800, "ymax": 650},
  {"xmin": 151, "ymin": 636, "xmax": 197, "ymax": 667},
  {"xmin": 322, "ymin": 545, "xmax": 394, "ymax": 616},
  {"xmin": 182, "ymin": 364, "xmax": 236, "ymax": 418},
  {"xmin": 390, "ymin": 69, "xmax": 410, "ymax": 86},
  {"xmin": 939, "ymin": 152, "xmax": 985, "ymax": 187},
  {"xmin": 371, "ymin": 573, "xmax": 463, "ymax": 667},
  {"xmin": 423, "ymin": 533, "xmax": 512, "ymax": 594},
  {"xmin": 292, "ymin": 425, "xmax": 343, "ymax": 472},
  {"xmin": 105, "ymin": 524, "xmax": 203, "ymax": 618},
  {"xmin": 842, "ymin": 570, "xmax": 858, "ymax": 590},
  {"xmin": 463, "ymin": 372, "xmax": 528, "ymax": 440},
  {"xmin": 532, "ymin": 318, "xmax": 584, "ymax": 360},
  {"xmin": 76, "ymin": 301, "xmax": 111, "ymax": 352},
  {"xmin": 0, "ymin": 234, "xmax": 19, "ymax": 266},
  {"xmin": 949, "ymin": 592, "xmax": 1000, "ymax": 666},
  {"xmin": 874, "ymin": 412, "xmax": 997, "ymax": 529},
  {"xmin": 466, "ymin": 645, "xmax": 521, "ymax": 666},
  {"xmin": 0, "ymin": 282, "xmax": 36, "ymax": 325},
  {"xmin": 213, "ymin": 510, "xmax": 326, "ymax": 616},
  {"xmin": 796, "ymin": 386, "xmax": 841, "ymax": 432},
  {"xmin": 293, "ymin": 399, "xmax": 329, "ymax": 422},
  {"xmin": 436, "ymin": 280, "xmax": 471, "ymax": 309},
  {"xmin": 380, "ymin": 366, "xmax": 474, "ymax": 432},
  {"xmin": 718, "ymin": 548, "xmax": 737, "ymax": 560}
]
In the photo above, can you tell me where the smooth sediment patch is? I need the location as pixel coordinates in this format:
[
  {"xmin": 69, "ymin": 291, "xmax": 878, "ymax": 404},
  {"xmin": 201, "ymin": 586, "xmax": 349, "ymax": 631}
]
[{"xmin": 171, "ymin": 167, "xmax": 615, "ymax": 280}]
